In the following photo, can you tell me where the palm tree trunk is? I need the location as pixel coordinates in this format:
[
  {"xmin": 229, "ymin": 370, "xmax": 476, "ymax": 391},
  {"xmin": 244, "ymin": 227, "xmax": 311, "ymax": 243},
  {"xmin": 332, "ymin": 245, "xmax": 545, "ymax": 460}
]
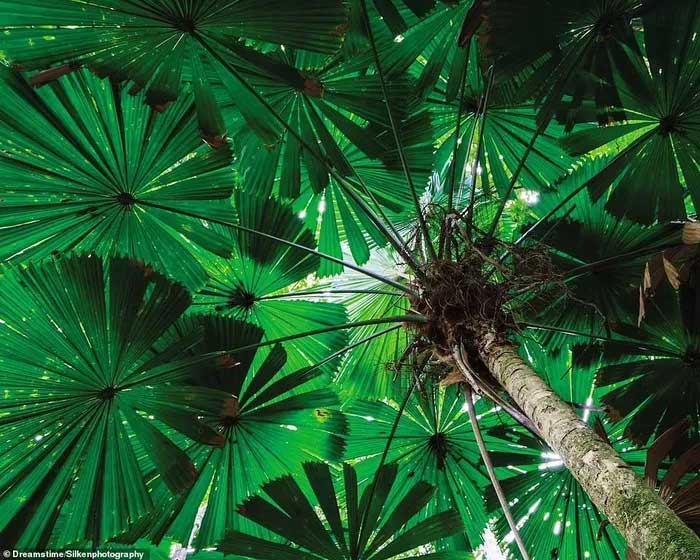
[{"xmin": 472, "ymin": 329, "xmax": 700, "ymax": 560}]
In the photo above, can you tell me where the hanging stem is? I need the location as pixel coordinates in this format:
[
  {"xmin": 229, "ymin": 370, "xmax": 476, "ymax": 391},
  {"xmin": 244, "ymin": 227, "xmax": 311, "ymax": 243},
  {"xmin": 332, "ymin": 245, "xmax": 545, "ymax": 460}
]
[
  {"xmin": 282, "ymin": 324, "xmax": 403, "ymax": 377},
  {"xmin": 564, "ymin": 243, "xmax": 676, "ymax": 278},
  {"xmin": 519, "ymin": 322, "xmax": 673, "ymax": 356},
  {"xmin": 194, "ymin": 288, "xmax": 404, "ymax": 306},
  {"xmin": 123, "ymin": 324, "xmax": 404, "ymax": 390},
  {"xmin": 462, "ymin": 384, "xmax": 530, "ymax": 560},
  {"xmin": 440, "ymin": 49, "xmax": 471, "ymax": 260},
  {"xmin": 256, "ymin": 288, "xmax": 404, "ymax": 300},
  {"xmin": 358, "ymin": 0, "xmax": 437, "ymax": 262},
  {"xmin": 138, "ymin": 199, "xmax": 418, "ymax": 296},
  {"xmin": 446, "ymin": 51, "xmax": 471, "ymax": 215}
]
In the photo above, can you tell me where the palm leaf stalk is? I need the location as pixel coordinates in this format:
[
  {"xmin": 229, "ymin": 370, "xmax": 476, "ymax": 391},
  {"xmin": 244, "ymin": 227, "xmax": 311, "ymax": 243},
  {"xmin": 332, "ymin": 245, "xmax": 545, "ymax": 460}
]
[
  {"xmin": 461, "ymin": 384, "xmax": 529, "ymax": 560},
  {"xmin": 138, "ymin": 199, "xmax": 418, "ymax": 296},
  {"xmin": 192, "ymin": 36, "xmax": 425, "ymax": 274},
  {"xmin": 358, "ymin": 0, "xmax": 436, "ymax": 262}
]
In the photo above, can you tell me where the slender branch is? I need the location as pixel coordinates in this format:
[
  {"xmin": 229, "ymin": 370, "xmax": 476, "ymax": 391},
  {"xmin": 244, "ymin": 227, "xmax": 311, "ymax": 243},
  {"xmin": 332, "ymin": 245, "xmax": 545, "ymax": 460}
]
[
  {"xmin": 138, "ymin": 199, "xmax": 418, "ymax": 296},
  {"xmin": 287, "ymin": 324, "xmax": 403, "ymax": 377},
  {"xmin": 124, "ymin": 324, "xmax": 404, "ymax": 390},
  {"xmin": 512, "ymin": 130, "xmax": 657, "ymax": 250},
  {"xmin": 519, "ymin": 322, "xmax": 674, "ymax": 356},
  {"xmin": 193, "ymin": 288, "xmax": 404, "ymax": 306},
  {"xmin": 256, "ymin": 288, "xmax": 404, "ymax": 300},
  {"xmin": 513, "ymin": 182, "xmax": 589, "ymax": 248},
  {"xmin": 564, "ymin": 243, "xmax": 676, "ymax": 278},
  {"xmin": 462, "ymin": 384, "xmax": 530, "ymax": 560},
  {"xmin": 358, "ymin": 0, "xmax": 436, "ymax": 262},
  {"xmin": 195, "ymin": 33, "xmax": 421, "ymax": 273}
]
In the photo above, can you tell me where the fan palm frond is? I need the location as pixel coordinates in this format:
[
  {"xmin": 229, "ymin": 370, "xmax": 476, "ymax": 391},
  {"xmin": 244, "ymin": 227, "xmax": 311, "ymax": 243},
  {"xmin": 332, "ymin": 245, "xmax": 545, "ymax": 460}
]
[
  {"xmin": 220, "ymin": 461, "xmax": 467, "ymax": 559},
  {"xmin": 0, "ymin": 67, "xmax": 234, "ymax": 289},
  {"xmin": 0, "ymin": 255, "xmax": 232, "ymax": 548}
]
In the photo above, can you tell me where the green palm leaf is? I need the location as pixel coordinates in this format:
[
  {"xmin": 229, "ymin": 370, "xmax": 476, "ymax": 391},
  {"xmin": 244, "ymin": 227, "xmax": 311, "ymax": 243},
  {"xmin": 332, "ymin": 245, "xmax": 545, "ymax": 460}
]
[
  {"xmin": 589, "ymin": 278, "xmax": 700, "ymax": 444},
  {"xmin": 345, "ymin": 380, "xmax": 532, "ymax": 550},
  {"xmin": 0, "ymin": 0, "xmax": 348, "ymax": 144},
  {"xmin": 228, "ymin": 49, "xmax": 435, "ymax": 272},
  {"xmin": 194, "ymin": 193, "xmax": 350, "ymax": 374},
  {"xmin": 132, "ymin": 314, "xmax": 348, "ymax": 548},
  {"xmin": 359, "ymin": 0, "xmax": 443, "ymax": 37},
  {"xmin": 561, "ymin": 0, "xmax": 700, "ymax": 223},
  {"xmin": 479, "ymin": 0, "xmax": 645, "ymax": 128},
  {"xmin": 0, "ymin": 255, "xmax": 233, "ymax": 548},
  {"xmin": 219, "ymin": 461, "xmax": 467, "ymax": 559},
  {"xmin": 431, "ymin": 57, "xmax": 574, "ymax": 199},
  {"xmin": 518, "ymin": 157, "xmax": 680, "ymax": 348},
  {"xmin": 0, "ymin": 66, "xmax": 234, "ymax": 290},
  {"xmin": 347, "ymin": 1, "xmax": 472, "ymax": 100}
]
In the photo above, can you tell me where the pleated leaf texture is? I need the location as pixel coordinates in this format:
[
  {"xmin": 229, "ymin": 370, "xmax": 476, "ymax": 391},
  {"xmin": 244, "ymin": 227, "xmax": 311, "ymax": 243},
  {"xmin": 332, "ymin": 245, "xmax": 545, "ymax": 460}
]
[
  {"xmin": 0, "ymin": 255, "xmax": 236, "ymax": 549},
  {"xmin": 0, "ymin": 0, "xmax": 349, "ymax": 143},
  {"xmin": 345, "ymin": 381, "xmax": 528, "ymax": 551},
  {"xmin": 130, "ymin": 314, "xmax": 348, "ymax": 548},
  {"xmin": 0, "ymin": 66, "xmax": 235, "ymax": 290},
  {"xmin": 195, "ymin": 193, "xmax": 350, "ymax": 374},
  {"xmin": 220, "ymin": 461, "xmax": 466, "ymax": 559}
]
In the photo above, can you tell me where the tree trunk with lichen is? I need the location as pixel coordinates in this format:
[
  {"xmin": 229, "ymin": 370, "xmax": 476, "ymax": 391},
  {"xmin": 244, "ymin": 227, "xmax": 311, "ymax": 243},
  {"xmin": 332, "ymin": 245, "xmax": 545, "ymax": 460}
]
[
  {"xmin": 413, "ymin": 258, "xmax": 700, "ymax": 557},
  {"xmin": 460, "ymin": 333, "xmax": 700, "ymax": 560},
  {"xmin": 470, "ymin": 330, "xmax": 700, "ymax": 560}
]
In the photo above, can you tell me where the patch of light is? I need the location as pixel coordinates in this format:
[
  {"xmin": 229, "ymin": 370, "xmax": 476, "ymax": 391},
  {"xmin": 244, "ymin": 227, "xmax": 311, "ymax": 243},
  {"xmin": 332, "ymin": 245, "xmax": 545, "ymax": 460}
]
[
  {"xmin": 517, "ymin": 189, "xmax": 540, "ymax": 206},
  {"xmin": 34, "ymin": 434, "xmax": 43, "ymax": 442},
  {"xmin": 318, "ymin": 199, "xmax": 326, "ymax": 214},
  {"xmin": 582, "ymin": 395, "xmax": 594, "ymax": 423},
  {"xmin": 553, "ymin": 520, "xmax": 562, "ymax": 535},
  {"xmin": 528, "ymin": 498, "xmax": 542, "ymax": 514},
  {"xmin": 393, "ymin": 34, "xmax": 404, "ymax": 43},
  {"xmin": 298, "ymin": 209, "xmax": 307, "ymax": 219},
  {"xmin": 363, "ymin": 416, "xmax": 375, "ymax": 422},
  {"xmin": 282, "ymin": 424, "xmax": 298, "ymax": 431},
  {"xmin": 539, "ymin": 451, "xmax": 564, "ymax": 470},
  {"xmin": 477, "ymin": 527, "xmax": 508, "ymax": 559}
]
